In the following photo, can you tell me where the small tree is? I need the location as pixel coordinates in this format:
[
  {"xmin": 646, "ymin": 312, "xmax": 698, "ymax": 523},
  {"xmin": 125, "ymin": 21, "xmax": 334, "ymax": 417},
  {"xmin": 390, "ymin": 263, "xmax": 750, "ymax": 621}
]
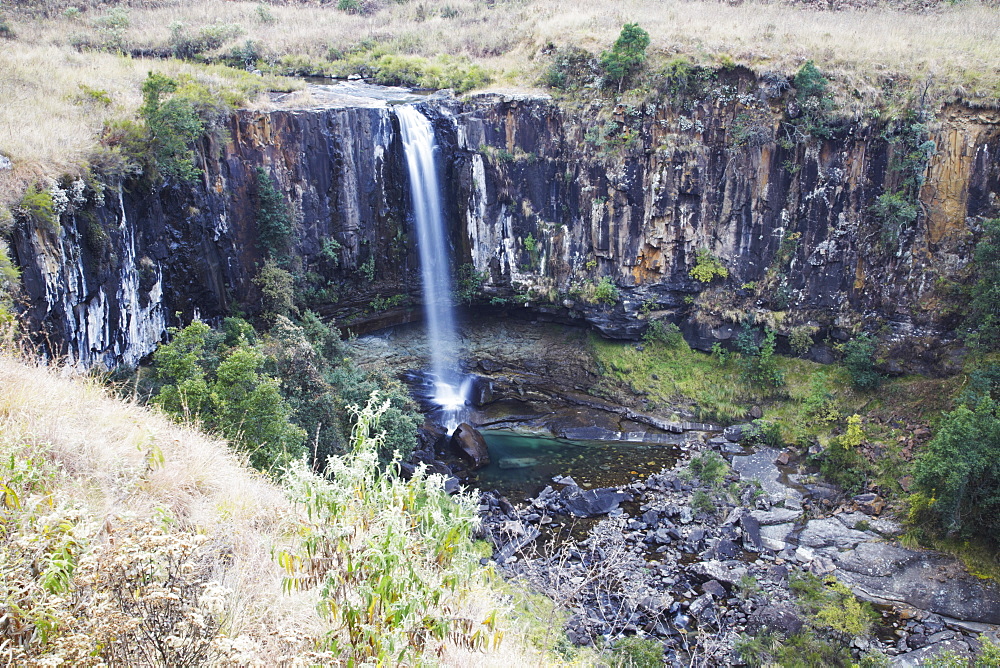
[
  {"xmin": 600, "ymin": 23, "xmax": 650, "ymax": 93},
  {"xmin": 912, "ymin": 398, "xmax": 1000, "ymax": 543}
]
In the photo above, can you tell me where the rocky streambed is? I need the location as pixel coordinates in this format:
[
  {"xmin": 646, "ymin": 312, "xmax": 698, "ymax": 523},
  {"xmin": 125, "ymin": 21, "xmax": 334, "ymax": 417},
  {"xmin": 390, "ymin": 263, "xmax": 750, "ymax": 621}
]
[
  {"xmin": 472, "ymin": 435, "xmax": 1000, "ymax": 665},
  {"xmin": 355, "ymin": 319, "xmax": 1000, "ymax": 664}
]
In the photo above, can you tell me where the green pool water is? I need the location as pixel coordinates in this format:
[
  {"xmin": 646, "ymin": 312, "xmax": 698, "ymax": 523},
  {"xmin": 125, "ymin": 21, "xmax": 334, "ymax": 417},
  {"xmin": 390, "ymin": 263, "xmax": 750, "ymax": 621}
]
[{"xmin": 469, "ymin": 430, "xmax": 682, "ymax": 501}]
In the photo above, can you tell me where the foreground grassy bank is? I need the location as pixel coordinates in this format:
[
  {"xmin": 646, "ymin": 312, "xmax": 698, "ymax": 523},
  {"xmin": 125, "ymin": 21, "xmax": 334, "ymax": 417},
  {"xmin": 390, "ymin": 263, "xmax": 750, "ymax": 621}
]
[{"xmin": 0, "ymin": 352, "xmax": 538, "ymax": 665}]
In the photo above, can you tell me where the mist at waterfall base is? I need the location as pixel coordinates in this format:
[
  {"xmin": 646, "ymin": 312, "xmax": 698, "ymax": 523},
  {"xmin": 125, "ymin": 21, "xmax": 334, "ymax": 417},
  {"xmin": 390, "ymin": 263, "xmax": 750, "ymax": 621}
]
[{"xmin": 397, "ymin": 105, "xmax": 470, "ymax": 432}]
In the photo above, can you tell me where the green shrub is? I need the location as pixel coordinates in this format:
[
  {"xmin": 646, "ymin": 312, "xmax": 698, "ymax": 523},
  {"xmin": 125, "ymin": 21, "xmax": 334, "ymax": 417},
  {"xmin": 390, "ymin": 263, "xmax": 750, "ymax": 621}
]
[
  {"xmin": 599, "ymin": 23, "xmax": 650, "ymax": 92},
  {"xmin": 278, "ymin": 396, "xmax": 501, "ymax": 664},
  {"xmin": 841, "ymin": 333, "xmax": 882, "ymax": 391},
  {"xmin": 643, "ymin": 319, "xmax": 684, "ymax": 348},
  {"xmin": 594, "ymin": 276, "xmax": 620, "ymax": 305},
  {"xmin": 789, "ymin": 325, "xmax": 816, "ymax": 357},
  {"xmin": 254, "ymin": 167, "xmax": 293, "ymax": 261},
  {"xmin": 691, "ymin": 489, "xmax": 715, "ymax": 516},
  {"xmin": 736, "ymin": 323, "xmax": 784, "ymax": 389},
  {"xmin": 16, "ymin": 184, "xmax": 58, "ymax": 233},
  {"xmin": 965, "ymin": 218, "xmax": 1000, "ymax": 350},
  {"xmin": 454, "ymin": 263, "xmax": 486, "ymax": 305},
  {"xmin": 540, "ymin": 46, "xmax": 593, "ymax": 90},
  {"xmin": 608, "ymin": 635, "xmax": 663, "ymax": 667},
  {"xmin": 689, "ymin": 248, "xmax": 728, "ymax": 283},
  {"xmin": 92, "ymin": 7, "xmax": 129, "ymax": 52},
  {"xmin": 0, "ymin": 16, "xmax": 15, "ymax": 39},
  {"xmin": 912, "ymin": 398, "xmax": 1000, "ymax": 543},
  {"xmin": 870, "ymin": 191, "xmax": 917, "ymax": 247},
  {"xmin": 140, "ymin": 72, "xmax": 206, "ymax": 183},
  {"xmin": 169, "ymin": 21, "xmax": 243, "ymax": 60},
  {"xmin": 790, "ymin": 571, "xmax": 875, "ymax": 637},
  {"xmin": 689, "ymin": 451, "xmax": 728, "ymax": 487},
  {"xmin": 789, "ymin": 60, "xmax": 834, "ymax": 140},
  {"xmin": 253, "ymin": 259, "xmax": 296, "ymax": 322},
  {"xmin": 151, "ymin": 320, "xmax": 307, "ymax": 470}
]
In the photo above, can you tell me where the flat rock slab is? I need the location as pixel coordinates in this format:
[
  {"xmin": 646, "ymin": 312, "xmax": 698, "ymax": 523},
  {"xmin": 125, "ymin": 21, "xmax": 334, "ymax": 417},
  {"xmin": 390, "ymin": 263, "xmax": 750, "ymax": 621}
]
[
  {"xmin": 751, "ymin": 508, "xmax": 802, "ymax": 526},
  {"xmin": 731, "ymin": 447, "xmax": 803, "ymax": 509},
  {"xmin": 834, "ymin": 542, "xmax": 1000, "ymax": 625},
  {"xmin": 799, "ymin": 518, "xmax": 870, "ymax": 550},
  {"xmin": 892, "ymin": 639, "xmax": 972, "ymax": 667},
  {"xmin": 759, "ymin": 523, "xmax": 796, "ymax": 551},
  {"xmin": 560, "ymin": 485, "xmax": 629, "ymax": 518}
]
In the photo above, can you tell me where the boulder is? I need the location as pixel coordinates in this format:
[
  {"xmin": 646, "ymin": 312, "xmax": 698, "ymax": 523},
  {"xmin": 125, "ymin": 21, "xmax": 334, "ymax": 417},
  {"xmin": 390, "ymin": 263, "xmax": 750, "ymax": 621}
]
[
  {"xmin": 893, "ymin": 639, "xmax": 972, "ymax": 667},
  {"xmin": 689, "ymin": 559, "xmax": 748, "ymax": 586},
  {"xmin": 834, "ymin": 542, "xmax": 1000, "ymax": 624},
  {"xmin": 469, "ymin": 376, "xmax": 495, "ymax": 407},
  {"xmin": 852, "ymin": 492, "xmax": 886, "ymax": 515},
  {"xmin": 451, "ymin": 423, "xmax": 491, "ymax": 470},
  {"xmin": 560, "ymin": 485, "xmax": 630, "ymax": 518},
  {"xmin": 740, "ymin": 513, "xmax": 764, "ymax": 552},
  {"xmin": 746, "ymin": 604, "xmax": 804, "ymax": 637},
  {"xmin": 724, "ymin": 424, "xmax": 753, "ymax": 442}
]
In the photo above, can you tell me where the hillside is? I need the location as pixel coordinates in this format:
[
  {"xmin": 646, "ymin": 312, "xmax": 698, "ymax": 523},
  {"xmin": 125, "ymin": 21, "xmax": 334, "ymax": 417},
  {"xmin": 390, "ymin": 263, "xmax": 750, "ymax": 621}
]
[{"xmin": 0, "ymin": 352, "xmax": 528, "ymax": 665}]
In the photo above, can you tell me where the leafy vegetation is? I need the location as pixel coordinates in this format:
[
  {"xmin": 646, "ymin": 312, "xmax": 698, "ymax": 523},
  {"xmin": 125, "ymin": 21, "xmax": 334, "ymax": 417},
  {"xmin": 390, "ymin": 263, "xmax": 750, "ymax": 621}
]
[
  {"xmin": 736, "ymin": 322, "xmax": 784, "ymax": 390},
  {"xmin": 599, "ymin": 23, "xmax": 650, "ymax": 93},
  {"xmin": 788, "ymin": 60, "xmax": 834, "ymax": 140},
  {"xmin": 912, "ymin": 398, "xmax": 1000, "ymax": 545},
  {"xmin": 139, "ymin": 72, "xmax": 208, "ymax": 183},
  {"xmin": 689, "ymin": 248, "xmax": 729, "ymax": 283},
  {"xmin": 840, "ymin": 333, "xmax": 882, "ymax": 391},
  {"xmin": 145, "ymin": 315, "xmax": 421, "ymax": 470},
  {"xmin": 254, "ymin": 167, "xmax": 293, "ymax": 261},
  {"xmin": 965, "ymin": 218, "xmax": 1000, "ymax": 351},
  {"xmin": 279, "ymin": 396, "xmax": 503, "ymax": 664},
  {"xmin": 594, "ymin": 276, "xmax": 620, "ymax": 306}
]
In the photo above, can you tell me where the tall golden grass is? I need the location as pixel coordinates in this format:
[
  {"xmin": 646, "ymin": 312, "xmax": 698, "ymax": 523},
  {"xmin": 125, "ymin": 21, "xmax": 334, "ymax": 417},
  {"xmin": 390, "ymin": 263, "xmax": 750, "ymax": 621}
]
[{"xmin": 1, "ymin": 0, "xmax": 997, "ymax": 194}]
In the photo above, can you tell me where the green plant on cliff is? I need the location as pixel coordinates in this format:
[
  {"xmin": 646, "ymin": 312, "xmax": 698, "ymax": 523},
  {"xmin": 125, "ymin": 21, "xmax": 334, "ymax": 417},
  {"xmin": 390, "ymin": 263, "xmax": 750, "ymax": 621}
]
[
  {"xmin": 788, "ymin": 60, "xmax": 834, "ymax": 140},
  {"xmin": 594, "ymin": 276, "xmax": 620, "ymax": 306},
  {"xmin": 964, "ymin": 218, "xmax": 1000, "ymax": 351},
  {"xmin": 599, "ymin": 23, "xmax": 650, "ymax": 93},
  {"xmin": 254, "ymin": 167, "xmax": 293, "ymax": 262},
  {"xmin": 689, "ymin": 248, "xmax": 729, "ymax": 283},
  {"xmin": 16, "ymin": 184, "xmax": 59, "ymax": 234},
  {"xmin": 870, "ymin": 191, "xmax": 918, "ymax": 248},
  {"xmin": 139, "ymin": 72, "xmax": 206, "ymax": 183}
]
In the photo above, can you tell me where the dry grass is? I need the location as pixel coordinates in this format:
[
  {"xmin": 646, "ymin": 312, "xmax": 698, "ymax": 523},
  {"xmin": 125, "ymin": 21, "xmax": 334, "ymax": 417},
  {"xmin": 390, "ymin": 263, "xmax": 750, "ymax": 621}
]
[
  {"xmin": 0, "ymin": 353, "xmax": 544, "ymax": 664},
  {"xmin": 1, "ymin": 0, "xmax": 997, "ymax": 186},
  {"xmin": 0, "ymin": 41, "xmax": 298, "ymax": 207},
  {"xmin": 0, "ymin": 352, "xmax": 327, "ymax": 660}
]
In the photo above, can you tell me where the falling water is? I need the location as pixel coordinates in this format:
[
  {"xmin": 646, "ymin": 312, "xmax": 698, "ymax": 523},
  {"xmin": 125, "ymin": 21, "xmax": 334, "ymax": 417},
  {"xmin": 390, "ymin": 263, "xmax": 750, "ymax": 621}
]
[{"xmin": 396, "ymin": 105, "xmax": 470, "ymax": 430}]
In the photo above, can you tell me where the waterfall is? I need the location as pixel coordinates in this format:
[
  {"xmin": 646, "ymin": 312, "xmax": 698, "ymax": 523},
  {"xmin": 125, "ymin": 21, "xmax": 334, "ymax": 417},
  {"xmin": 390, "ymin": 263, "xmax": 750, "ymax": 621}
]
[{"xmin": 396, "ymin": 105, "xmax": 470, "ymax": 430}]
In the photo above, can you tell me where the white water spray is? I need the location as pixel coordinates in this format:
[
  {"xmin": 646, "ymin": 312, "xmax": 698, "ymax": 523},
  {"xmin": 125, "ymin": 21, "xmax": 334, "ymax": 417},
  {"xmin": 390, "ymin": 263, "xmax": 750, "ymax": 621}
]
[{"xmin": 396, "ymin": 105, "xmax": 470, "ymax": 430}]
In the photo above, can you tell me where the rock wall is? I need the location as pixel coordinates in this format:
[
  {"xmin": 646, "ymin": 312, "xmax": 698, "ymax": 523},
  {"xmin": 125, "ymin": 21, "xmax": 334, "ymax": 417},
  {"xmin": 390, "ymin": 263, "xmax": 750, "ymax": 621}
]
[
  {"xmin": 449, "ymin": 83, "xmax": 1000, "ymax": 371},
  {"xmin": 11, "ymin": 79, "xmax": 1000, "ymax": 371}
]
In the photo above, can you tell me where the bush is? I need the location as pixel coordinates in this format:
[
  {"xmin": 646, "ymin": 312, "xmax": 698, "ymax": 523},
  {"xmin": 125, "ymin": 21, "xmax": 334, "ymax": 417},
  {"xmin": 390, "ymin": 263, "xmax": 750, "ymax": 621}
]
[
  {"xmin": 736, "ymin": 323, "xmax": 784, "ymax": 389},
  {"xmin": 253, "ymin": 259, "xmax": 296, "ymax": 322},
  {"xmin": 965, "ymin": 218, "xmax": 1000, "ymax": 350},
  {"xmin": 912, "ymin": 398, "xmax": 1000, "ymax": 543},
  {"xmin": 541, "ymin": 46, "xmax": 594, "ymax": 91},
  {"xmin": 594, "ymin": 276, "xmax": 620, "ymax": 305},
  {"xmin": 254, "ymin": 167, "xmax": 293, "ymax": 261},
  {"xmin": 140, "ymin": 72, "xmax": 205, "ymax": 183},
  {"xmin": 278, "ymin": 396, "xmax": 501, "ymax": 664},
  {"xmin": 841, "ymin": 333, "xmax": 882, "ymax": 391},
  {"xmin": 16, "ymin": 183, "xmax": 59, "ymax": 233},
  {"xmin": 870, "ymin": 191, "xmax": 917, "ymax": 247},
  {"xmin": 789, "ymin": 60, "xmax": 834, "ymax": 140},
  {"xmin": 643, "ymin": 319, "xmax": 684, "ymax": 348},
  {"xmin": 689, "ymin": 451, "xmax": 728, "ymax": 487},
  {"xmin": 599, "ymin": 23, "xmax": 649, "ymax": 92},
  {"xmin": 689, "ymin": 248, "xmax": 728, "ymax": 283},
  {"xmin": 151, "ymin": 320, "xmax": 306, "ymax": 470},
  {"xmin": 608, "ymin": 636, "xmax": 663, "ymax": 667}
]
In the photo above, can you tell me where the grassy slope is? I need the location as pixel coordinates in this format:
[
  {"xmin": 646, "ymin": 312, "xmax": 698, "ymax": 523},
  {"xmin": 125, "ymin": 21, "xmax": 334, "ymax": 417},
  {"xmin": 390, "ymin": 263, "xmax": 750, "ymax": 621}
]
[{"xmin": 0, "ymin": 353, "xmax": 538, "ymax": 665}]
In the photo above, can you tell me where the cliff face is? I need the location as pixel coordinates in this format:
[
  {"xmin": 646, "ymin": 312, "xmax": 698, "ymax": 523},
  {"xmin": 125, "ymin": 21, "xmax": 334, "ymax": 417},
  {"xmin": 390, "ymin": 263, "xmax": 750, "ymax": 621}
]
[
  {"xmin": 450, "ymin": 87, "xmax": 1000, "ymax": 370},
  {"xmin": 11, "ymin": 80, "xmax": 1000, "ymax": 371}
]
